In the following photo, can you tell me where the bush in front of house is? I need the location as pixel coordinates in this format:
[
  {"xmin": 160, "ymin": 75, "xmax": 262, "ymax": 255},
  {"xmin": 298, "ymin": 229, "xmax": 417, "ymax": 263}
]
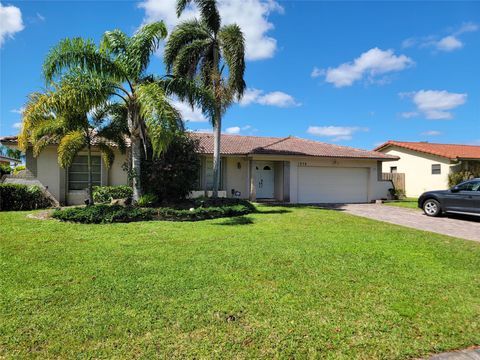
[
  {"xmin": 52, "ymin": 200, "xmax": 256, "ymax": 224},
  {"xmin": 53, "ymin": 204, "xmax": 155, "ymax": 224},
  {"xmin": 0, "ymin": 183, "xmax": 52, "ymax": 211},
  {"xmin": 93, "ymin": 185, "xmax": 133, "ymax": 203},
  {"xmin": 141, "ymin": 134, "xmax": 201, "ymax": 203},
  {"xmin": 448, "ymin": 167, "xmax": 480, "ymax": 187},
  {"xmin": 0, "ymin": 163, "xmax": 11, "ymax": 177}
]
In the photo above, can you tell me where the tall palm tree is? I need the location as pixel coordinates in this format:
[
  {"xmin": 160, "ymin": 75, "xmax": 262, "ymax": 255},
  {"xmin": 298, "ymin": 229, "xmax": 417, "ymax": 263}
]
[
  {"xmin": 19, "ymin": 82, "xmax": 127, "ymax": 205},
  {"xmin": 164, "ymin": 0, "xmax": 246, "ymax": 197},
  {"xmin": 42, "ymin": 22, "xmax": 185, "ymax": 201}
]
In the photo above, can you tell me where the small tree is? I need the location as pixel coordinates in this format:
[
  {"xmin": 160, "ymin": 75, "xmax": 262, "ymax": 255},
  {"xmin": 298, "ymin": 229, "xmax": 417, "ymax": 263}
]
[
  {"xmin": 141, "ymin": 134, "xmax": 201, "ymax": 203},
  {"xmin": 19, "ymin": 85, "xmax": 127, "ymax": 205}
]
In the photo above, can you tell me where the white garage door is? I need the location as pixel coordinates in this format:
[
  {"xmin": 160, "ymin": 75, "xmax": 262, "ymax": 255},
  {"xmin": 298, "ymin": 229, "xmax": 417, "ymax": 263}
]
[{"xmin": 297, "ymin": 166, "xmax": 369, "ymax": 203}]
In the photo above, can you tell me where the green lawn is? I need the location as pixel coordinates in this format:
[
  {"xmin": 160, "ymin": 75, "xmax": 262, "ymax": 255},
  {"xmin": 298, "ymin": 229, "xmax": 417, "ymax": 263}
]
[
  {"xmin": 384, "ymin": 198, "xmax": 420, "ymax": 209},
  {"xmin": 1, "ymin": 206, "xmax": 479, "ymax": 359}
]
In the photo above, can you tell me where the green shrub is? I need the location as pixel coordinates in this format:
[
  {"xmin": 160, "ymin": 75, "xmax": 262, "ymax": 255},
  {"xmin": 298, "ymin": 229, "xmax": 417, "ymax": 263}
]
[
  {"xmin": 52, "ymin": 201, "xmax": 256, "ymax": 223},
  {"xmin": 93, "ymin": 185, "xmax": 133, "ymax": 203},
  {"xmin": 0, "ymin": 183, "xmax": 52, "ymax": 211},
  {"xmin": 12, "ymin": 165, "xmax": 26, "ymax": 175},
  {"xmin": 141, "ymin": 134, "xmax": 201, "ymax": 203},
  {"xmin": 137, "ymin": 193, "xmax": 158, "ymax": 207},
  {"xmin": 53, "ymin": 205, "xmax": 154, "ymax": 224},
  {"xmin": 0, "ymin": 163, "xmax": 11, "ymax": 177}
]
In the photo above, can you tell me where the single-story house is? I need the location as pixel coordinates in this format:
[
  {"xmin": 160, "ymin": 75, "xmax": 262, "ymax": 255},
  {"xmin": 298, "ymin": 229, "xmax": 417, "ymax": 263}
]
[
  {"xmin": 1, "ymin": 133, "xmax": 397, "ymax": 205},
  {"xmin": 375, "ymin": 140, "xmax": 480, "ymax": 197}
]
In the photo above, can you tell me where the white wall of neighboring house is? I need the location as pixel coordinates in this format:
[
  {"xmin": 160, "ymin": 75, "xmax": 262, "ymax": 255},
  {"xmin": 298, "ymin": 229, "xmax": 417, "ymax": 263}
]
[{"xmin": 379, "ymin": 146, "xmax": 452, "ymax": 197}]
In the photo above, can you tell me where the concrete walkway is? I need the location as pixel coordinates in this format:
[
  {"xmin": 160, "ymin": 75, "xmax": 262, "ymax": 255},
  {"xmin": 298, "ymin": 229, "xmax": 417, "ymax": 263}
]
[
  {"xmin": 426, "ymin": 348, "xmax": 480, "ymax": 359},
  {"xmin": 338, "ymin": 204, "xmax": 480, "ymax": 242}
]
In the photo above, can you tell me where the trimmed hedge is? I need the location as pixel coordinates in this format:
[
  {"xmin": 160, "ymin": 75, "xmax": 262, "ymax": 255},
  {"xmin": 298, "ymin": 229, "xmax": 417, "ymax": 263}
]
[
  {"xmin": 52, "ymin": 200, "xmax": 256, "ymax": 224},
  {"xmin": 93, "ymin": 186, "xmax": 133, "ymax": 203},
  {"xmin": 0, "ymin": 183, "xmax": 52, "ymax": 211}
]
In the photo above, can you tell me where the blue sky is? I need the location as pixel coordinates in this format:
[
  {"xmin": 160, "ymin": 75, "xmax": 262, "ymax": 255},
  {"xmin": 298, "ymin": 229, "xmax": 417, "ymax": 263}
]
[{"xmin": 1, "ymin": 0, "xmax": 479, "ymax": 150}]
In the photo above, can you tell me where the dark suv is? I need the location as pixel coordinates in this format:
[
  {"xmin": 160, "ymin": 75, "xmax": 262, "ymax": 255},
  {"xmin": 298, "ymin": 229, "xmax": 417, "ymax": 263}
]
[{"xmin": 418, "ymin": 178, "xmax": 480, "ymax": 217}]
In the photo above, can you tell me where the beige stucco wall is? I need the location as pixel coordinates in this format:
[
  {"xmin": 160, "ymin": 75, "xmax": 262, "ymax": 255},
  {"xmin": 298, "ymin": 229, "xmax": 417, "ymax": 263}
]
[
  {"xmin": 223, "ymin": 156, "xmax": 249, "ymax": 198},
  {"xmin": 24, "ymin": 146, "xmax": 128, "ymax": 205},
  {"xmin": 379, "ymin": 146, "xmax": 452, "ymax": 197}
]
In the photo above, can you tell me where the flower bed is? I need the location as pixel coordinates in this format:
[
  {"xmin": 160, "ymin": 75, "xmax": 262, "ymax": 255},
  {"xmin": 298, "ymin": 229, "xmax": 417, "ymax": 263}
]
[{"xmin": 52, "ymin": 199, "xmax": 255, "ymax": 224}]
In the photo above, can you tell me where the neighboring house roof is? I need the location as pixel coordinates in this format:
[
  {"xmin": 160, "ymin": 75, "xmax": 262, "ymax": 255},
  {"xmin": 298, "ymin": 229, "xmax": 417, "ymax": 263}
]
[
  {"xmin": 1, "ymin": 133, "xmax": 397, "ymax": 160},
  {"xmin": 375, "ymin": 140, "xmax": 480, "ymax": 160},
  {"xmin": 190, "ymin": 132, "xmax": 397, "ymax": 160},
  {"xmin": 0, "ymin": 154, "xmax": 21, "ymax": 164}
]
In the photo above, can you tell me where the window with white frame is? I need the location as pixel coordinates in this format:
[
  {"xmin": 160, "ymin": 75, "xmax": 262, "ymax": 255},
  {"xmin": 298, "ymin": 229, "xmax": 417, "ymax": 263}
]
[
  {"xmin": 431, "ymin": 164, "xmax": 441, "ymax": 175},
  {"xmin": 68, "ymin": 155, "xmax": 101, "ymax": 190}
]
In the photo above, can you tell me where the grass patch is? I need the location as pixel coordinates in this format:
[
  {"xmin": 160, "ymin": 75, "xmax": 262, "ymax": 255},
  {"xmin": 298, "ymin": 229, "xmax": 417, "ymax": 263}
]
[
  {"xmin": 1, "ymin": 205, "xmax": 479, "ymax": 358},
  {"xmin": 384, "ymin": 198, "xmax": 419, "ymax": 209}
]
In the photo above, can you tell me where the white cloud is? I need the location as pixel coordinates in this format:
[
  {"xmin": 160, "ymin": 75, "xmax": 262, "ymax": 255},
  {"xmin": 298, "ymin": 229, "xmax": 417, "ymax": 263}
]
[
  {"xmin": 12, "ymin": 122, "xmax": 22, "ymax": 129},
  {"xmin": 321, "ymin": 48, "xmax": 413, "ymax": 87},
  {"xmin": 138, "ymin": 0, "xmax": 283, "ymax": 61},
  {"xmin": 403, "ymin": 22, "xmax": 478, "ymax": 52},
  {"xmin": 172, "ymin": 100, "xmax": 207, "ymax": 122},
  {"xmin": 307, "ymin": 126, "xmax": 368, "ymax": 141},
  {"xmin": 310, "ymin": 67, "xmax": 325, "ymax": 78},
  {"xmin": 189, "ymin": 128, "xmax": 212, "ymax": 133},
  {"xmin": 0, "ymin": 2, "xmax": 24, "ymax": 47},
  {"xmin": 436, "ymin": 35, "xmax": 463, "ymax": 52},
  {"xmin": 400, "ymin": 111, "xmax": 418, "ymax": 119},
  {"xmin": 239, "ymin": 88, "xmax": 300, "ymax": 107},
  {"xmin": 421, "ymin": 130, "xmax": 442, "ymax": 136},
  {"xmin": 10, "ymin": 107, "xmax": 24, "ymax": 114},
  {"xmin": 400, "ymin": 90, "xmax": 467, "ymax": 120},
  {"xmin": 225, "ymin": 126, "xmax": 240, "ymax": 134},
  {"xmin": 36, "ymin": 13, "xmax": 45, "ymax": 22}
]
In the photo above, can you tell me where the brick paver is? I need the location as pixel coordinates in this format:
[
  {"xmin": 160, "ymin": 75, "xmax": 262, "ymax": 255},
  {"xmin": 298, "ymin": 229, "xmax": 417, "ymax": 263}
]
[
  {"xmin": 426, "ymin": 348, "xmax": 480, "ymax": 359},
  {"xmin": 339, "ymin": 204, "xmax": 480, "ymax": 242}
]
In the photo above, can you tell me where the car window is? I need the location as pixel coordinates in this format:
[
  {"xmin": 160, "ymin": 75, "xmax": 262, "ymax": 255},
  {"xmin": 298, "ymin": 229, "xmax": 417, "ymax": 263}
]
[{"xmin": 456, "ymin": 181, "xmax": 480, "ymax": 191}]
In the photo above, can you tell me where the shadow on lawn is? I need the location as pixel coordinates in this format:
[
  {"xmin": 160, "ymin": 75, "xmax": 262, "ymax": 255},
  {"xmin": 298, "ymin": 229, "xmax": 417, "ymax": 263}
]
[
  {"xmin": 217, "ymin": 216, "xmax": 255, "ymax": 226},
  {"xmin": 256, "ymin": 203, "xmax": 347, "ymax": 212}
]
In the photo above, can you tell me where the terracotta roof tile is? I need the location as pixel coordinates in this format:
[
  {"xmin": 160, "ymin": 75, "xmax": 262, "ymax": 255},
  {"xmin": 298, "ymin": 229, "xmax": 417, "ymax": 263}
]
[
  {"xmin": 190, "ymin": 132, "xmax": 397, "ymax": 160},
  {"xmin": 375, "ymin": 140, "xmax": 480, "ymax": 160}
]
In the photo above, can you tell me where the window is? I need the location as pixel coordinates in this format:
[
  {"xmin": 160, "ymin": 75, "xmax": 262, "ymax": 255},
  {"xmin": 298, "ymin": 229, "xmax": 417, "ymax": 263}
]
[
  {"xmin": 456, "ymin": 181, "xmax": 480, "ymax": 192},
  {"xmin": 203, "ymin": 158, "xmax": 222, "ymax": 190},
  {"xmin": 68, "ymin": 155, "xmax": 101, "ymax": 190},
  {"xmin": 390, "ymin": 166, "xmax": 397, "ymax": 174},
  {"xmin": 431, "ymin": 164, "xmax": 441, "ymax": 175}
]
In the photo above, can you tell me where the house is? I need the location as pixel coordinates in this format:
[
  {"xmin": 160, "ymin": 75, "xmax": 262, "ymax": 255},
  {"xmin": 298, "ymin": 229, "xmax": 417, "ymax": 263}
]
[
  {"xmin": 375, "ymin": 140, "xmax": 480, "ymax": 197},
  {"xmin": 1, "ymin": 133, "xmax": 397, "ymax": 205}
]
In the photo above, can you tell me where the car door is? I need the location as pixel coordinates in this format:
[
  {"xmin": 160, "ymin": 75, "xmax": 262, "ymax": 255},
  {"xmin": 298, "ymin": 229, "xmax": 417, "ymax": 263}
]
[{"xmin": 444, "ymin": 180, "xmax": 480, "ymax": 214}]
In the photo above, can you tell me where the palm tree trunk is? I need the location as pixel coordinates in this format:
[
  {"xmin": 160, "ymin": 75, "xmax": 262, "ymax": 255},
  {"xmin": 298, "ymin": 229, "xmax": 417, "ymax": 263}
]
[
  {"xmin": 86, "ymin": 142, "xmax": 94, "ymax": 205},
  {"xmin": 212, "ymin": 110, "xmax": 221, "ymax": 197},
  {"xmin": 212, "ymin": 42, "xmax": 221, "ymax": 198},
  {"xmin": 131, "ymin": 135, "xmax": 143, "ymax": 202}
]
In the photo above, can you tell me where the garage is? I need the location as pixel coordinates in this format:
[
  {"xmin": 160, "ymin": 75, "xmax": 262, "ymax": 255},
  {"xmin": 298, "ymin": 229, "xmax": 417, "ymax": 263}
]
[{"xmin": 297, "ymin": 166, "xmax": 369, "ymax": 203}]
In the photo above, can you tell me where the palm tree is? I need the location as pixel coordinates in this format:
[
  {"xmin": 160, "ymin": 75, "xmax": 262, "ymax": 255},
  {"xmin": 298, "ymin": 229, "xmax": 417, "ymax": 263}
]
[
  {"xmin": 42, "ymin": 22, "xmax": 185, "ymax": 201},
  {"xmin": 19, "ymin": 82, "xmax": 128, "ymax": 205},
  {"xmin": 164, "ymin": 0, "xmax": 246, "ymax": 197}
]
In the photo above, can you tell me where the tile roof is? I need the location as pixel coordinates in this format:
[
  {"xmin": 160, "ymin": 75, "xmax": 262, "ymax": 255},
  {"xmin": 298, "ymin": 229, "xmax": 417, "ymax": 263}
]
[
  {"xmin": 1, "ymin": 133, "xmax": 398, "ymax": 160},
  {"xmin": 375, "ymin": 140, "xmax": 480, "ymax": 160},
  {"xmin": 190, "ymin": 132, "xmax": 397, "ymax": 160}
]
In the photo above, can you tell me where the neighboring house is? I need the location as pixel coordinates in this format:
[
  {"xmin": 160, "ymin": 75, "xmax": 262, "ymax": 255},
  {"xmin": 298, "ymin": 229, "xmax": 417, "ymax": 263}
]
[
  {"xmin": 1, "ymin": 133, "xmax": 397, "ymax": 205},
  {"xmin": 0, "ymin": 155, "xmax": 21, "ymax": 167},
  {"xmin": 375, "ymin": 141, "xmax": 480, "ymax": 197}
]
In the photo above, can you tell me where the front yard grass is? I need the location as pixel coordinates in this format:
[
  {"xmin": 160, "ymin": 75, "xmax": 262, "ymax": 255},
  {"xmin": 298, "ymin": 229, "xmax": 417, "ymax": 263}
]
[
  {"xmin": 1, "ymin": 205, "xmax": 479, "ymax": 359},
  {"xmin": 384, "ymin": 197, "xmax": 420, "ymax": 209}
]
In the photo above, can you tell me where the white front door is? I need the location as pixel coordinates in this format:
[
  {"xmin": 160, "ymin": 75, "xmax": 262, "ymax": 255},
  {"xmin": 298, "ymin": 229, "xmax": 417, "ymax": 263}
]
[{"xmin": 255, "ymin": 162, "xmax": 275, "ymax": 198}]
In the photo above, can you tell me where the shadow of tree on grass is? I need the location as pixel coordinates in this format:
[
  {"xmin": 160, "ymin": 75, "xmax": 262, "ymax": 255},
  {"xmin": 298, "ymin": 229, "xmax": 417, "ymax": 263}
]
[{"xmin": 217, "ymin": 216, "xmax": 255, "ymax": 226}]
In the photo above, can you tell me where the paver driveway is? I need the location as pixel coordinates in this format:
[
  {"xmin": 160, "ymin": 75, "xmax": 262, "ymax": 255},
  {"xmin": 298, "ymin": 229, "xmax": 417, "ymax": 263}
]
[{"xmin": 338, "ymin": 204, "xmax": 480, "ymax": 242}]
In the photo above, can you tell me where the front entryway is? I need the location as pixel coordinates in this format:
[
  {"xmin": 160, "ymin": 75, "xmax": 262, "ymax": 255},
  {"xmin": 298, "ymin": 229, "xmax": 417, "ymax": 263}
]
[{"xmin": 255, "ymin": 161, "xmax": 275, "ymax": 198}]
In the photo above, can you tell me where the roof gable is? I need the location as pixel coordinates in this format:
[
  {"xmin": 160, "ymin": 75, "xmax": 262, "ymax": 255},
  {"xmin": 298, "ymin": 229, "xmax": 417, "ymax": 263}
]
[{"xmin": 375, "ymin": 141, "xmax": 480, "ymax": 160}]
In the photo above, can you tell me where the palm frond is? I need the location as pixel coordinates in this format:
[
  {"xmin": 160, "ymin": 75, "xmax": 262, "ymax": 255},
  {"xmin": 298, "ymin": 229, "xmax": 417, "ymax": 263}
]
[
  {"xmin": 57, "ymin": 130, "xmax": 86, "ymax": 168},
  {"xmin": 101, "ymin": 29, "xmax": 129, "ymax": 57},
  {"xmin": 43, "ymin": 37, "xmax": 125, "ymax": 84},
  {"xmin": 96, "ymin": 141, "xmax": 115, "ymax": 168},
  {"xmin": 176, "ymin": 0, "xmax": 220, "ymax": 34},
  {"xmin": 128, "ymin": 21, "xmax": 168, "ymax": 77},
  {"xmin": 173, "ymin": 38, "xmax": 211, "ymax": 79},
  {"xmin": 136, "ymin": 82, "xmax": 183, "ymax": 156},
  {"xmin": 219, "ymin": 24, "xmax": 246, "ymax": 98},
  {"xmin": 164, "ymin": 19, "xmax": 210, "ymax": 72}
]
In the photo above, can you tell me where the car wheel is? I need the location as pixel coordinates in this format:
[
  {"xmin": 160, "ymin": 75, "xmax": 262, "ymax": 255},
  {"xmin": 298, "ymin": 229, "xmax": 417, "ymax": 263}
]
[{"xmin": 423, "ymin": 199, "xmax": 441, "ymax": 217}]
